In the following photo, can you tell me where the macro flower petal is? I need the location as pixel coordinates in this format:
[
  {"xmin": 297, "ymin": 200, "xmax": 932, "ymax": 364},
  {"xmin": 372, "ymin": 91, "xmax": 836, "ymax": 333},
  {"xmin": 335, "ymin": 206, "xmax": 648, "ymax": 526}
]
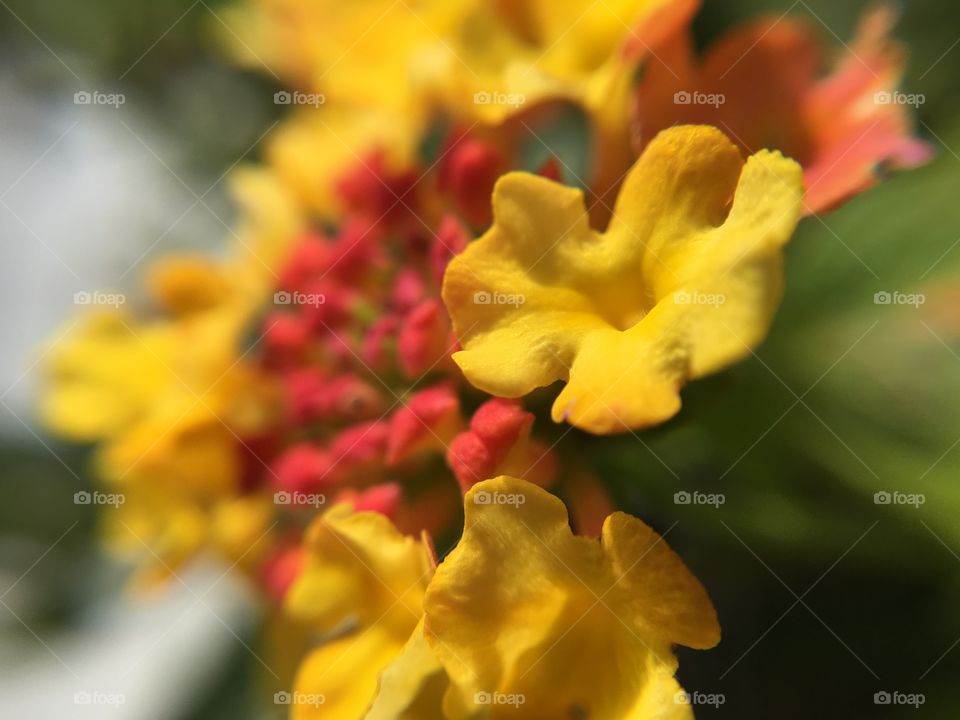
[
  {"xmin": 365, "ymin": 620, "xmax": 448, "ymax": 720},
  {"xmin": 444, "ymin": 125, "xmax": 803, "ymax": 432},
  {"xmin": 423, "ymin": 476, "xmax": 718, "ymax": 720}
]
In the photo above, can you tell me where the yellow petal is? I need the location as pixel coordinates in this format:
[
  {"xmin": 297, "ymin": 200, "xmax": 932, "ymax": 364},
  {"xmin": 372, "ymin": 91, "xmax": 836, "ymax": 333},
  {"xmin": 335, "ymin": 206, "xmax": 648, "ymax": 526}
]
[
  {"xmin": 444, "ymin": 125, "xmax": 803, "ymax": 433},
  {"xmin": 39, "ymin": 313, "xmax": 176, "ymax": 441},
  {"xmin": 285, "ymin": 506, "xmax": 432, "ymax": 634},
  {"xmin": 291, "ymin": 627, "xmax": 406, "ymax": 720},
  {"xmin": 365, "ymin": 620, "xmax": 448, "ymax": 720},
  {"xmin": 286, "ymin": 506, "xmax": 436, "ymax": 720},
  {"xmin": 424, "ymin": 476, "xmax": 718, "ymax": 720}
]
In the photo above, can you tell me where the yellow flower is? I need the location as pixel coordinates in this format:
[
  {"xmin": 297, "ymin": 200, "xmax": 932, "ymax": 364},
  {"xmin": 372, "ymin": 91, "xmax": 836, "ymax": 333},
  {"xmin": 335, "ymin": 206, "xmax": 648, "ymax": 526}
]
[
  {"xmin": 40, "ymin": 169, "xmax": 299, "ymax": 577},
  {"xmin": 365, "ymin": 620, "xmax": 448, "ymax": 720},
  {"xmin": 285, "ymin": 505, "xmax": 434, "ymax": 719},
  {"xmin": 222, "ymin": 0, "xmax": 698, "ymax": 222},
  {"xmin": 443, "ymin": 125, "xmax": 804, "ymax": 433},
  {"xmin": 220, "ymin": 0, "xmax": 463, "ymax": 109},
  {"xmin": 266, "ymin": 106, "xmax": 418, "ymax": 219},
  {"xmin": 417, "ymin": 476, "xmax": 718, "ymax": 719},
  {"xmin": 447, "ymin": 0, "xmax": 694, "ymax": 122},
  {"xmin": 39, "ymin": 311, "xmax": 178, "ymax": 442}
]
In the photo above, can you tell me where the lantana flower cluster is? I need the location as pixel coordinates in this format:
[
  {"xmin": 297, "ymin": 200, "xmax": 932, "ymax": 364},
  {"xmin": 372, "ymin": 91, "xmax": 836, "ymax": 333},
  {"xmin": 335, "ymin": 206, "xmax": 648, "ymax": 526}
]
[{"xmin": 41, "ymin": 0, "xmax": 928, "ymax": 717}]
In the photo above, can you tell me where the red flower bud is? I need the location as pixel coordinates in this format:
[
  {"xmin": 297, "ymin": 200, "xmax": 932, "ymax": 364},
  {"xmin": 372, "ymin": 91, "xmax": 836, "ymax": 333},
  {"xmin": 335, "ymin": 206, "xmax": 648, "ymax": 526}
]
[
  {"xmin": 336, "ymin": 150, "xmax": 420, "ymax": 231},
  {"xmin": 430, "ymin": 215, "xmax": 470, "ymax": 288},
  {"xmin": 441, "ymin": 138, "xmax": 506, "ymax": 229},
  {"xmin": 446, "ymin": 398, "xmax": 556, "ymax": 493},
  {"xmin": 392, "ymin": 268, "xmax": 426, "ymax": 312},
  {"xmin": 262, "ymin": 312, "xmax": 310, "ymax": 368},
  {"xmin": 446, "ymin": 431, "xmax": 495, "ymax": 489},
  {"xmin": 321, "ymin": 374, "xmax": 386, "ymax": 422},
  {"xmin": 329, "ymin": 420, "xmax": 390, "ymax": 468},
  {"xmin": 335, "ymin": 482, "xmax": 402, "ymax": 519},
  {"xmin": 360, "ymin": 314, "xmax": 400, "ymax": 372},
  {"xmin": 397, "ymin": 299, "xmax": 451, "ymax": 379},
  {"xmin": 271, "ymin": 443, "xmax": 334, "ymax": 493},
  {"xmin": 284, "ymin": 371, "xmax": 384, "ymax": 424},
  {"xmin": 278, "ymin": 232, "xmax": 334, "ymax": 292},
  {"xmin": 469, "ymin": 397, "xmax": 532, "ymax": 449},
  {"xmin": 387, "ymin": 383, "xmax": 461, "ymax": 464}
]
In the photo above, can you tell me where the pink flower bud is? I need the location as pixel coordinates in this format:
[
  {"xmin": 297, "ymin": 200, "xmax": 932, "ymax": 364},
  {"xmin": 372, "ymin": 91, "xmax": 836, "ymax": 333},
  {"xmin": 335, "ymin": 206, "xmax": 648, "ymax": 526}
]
[
  {"xmin": 335, "ymin": 482, "xmax": 402, "ymax": 519},
  {"xmin": 387, "ymin": 383, "xmax": 461, "ymax": 464},
  {"xmin": 360, "ymin": 314, "xmax": 400, "ymax": 372},
  {"xmin": 262, "ymin": 312, "xmax": 310, "ymax": 368},
  {"xmin": 430, "ymin": 215, "xmax": 470, "ymax": 288},
  {"xmin": 446, "ymin": 398, "xmax": 556, "ymax": 493},
  {"xmin": 329, "ymin": 421, "xmax": 390, "ymax": 468},
  {"xmin": 271, "ymin": 443, "xmax": 334, "ymax": 493},
  {"xmin": 440, "ymin": 138, "xmax": 506, "ymax": 229},
  {"xmin": 397, "ymin": 299, "xmax": 451, "ymax": 379}
]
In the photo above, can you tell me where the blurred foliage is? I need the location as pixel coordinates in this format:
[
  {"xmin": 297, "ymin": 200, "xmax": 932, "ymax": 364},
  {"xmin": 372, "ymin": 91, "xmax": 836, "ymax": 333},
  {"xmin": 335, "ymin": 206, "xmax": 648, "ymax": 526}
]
[{"xmin": 1, "ymin": 0, "xmax": 959, "ymax": 718}]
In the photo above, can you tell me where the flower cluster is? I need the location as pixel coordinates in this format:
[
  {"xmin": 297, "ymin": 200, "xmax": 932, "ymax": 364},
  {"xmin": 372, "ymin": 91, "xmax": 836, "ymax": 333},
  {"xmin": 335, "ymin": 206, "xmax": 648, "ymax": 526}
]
[{"xmin": 41, "ymin": 0, "xmax": 928, "ymax": 717}]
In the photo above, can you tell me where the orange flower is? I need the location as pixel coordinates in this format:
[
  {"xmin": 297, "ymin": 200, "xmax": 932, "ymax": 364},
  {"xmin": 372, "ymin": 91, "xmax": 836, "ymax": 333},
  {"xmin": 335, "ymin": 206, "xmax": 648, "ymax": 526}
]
[{"xmin": 633, "ymin": 2, "xmax": 933, "ymax": 214}]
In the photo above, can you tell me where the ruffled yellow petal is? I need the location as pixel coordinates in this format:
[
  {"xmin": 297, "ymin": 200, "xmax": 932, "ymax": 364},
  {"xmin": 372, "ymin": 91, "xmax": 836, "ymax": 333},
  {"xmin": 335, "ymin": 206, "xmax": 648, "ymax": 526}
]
[
  {"xmin": 444, "ymin": 125, "xmax": 803, "ymax": 433},
  {"xmin": 292, "ymin": 627, "xmax": 407, "ymax": 720},
  {"xmin": 365, "ymin": 620, "xmax": 448, "ymax": 720},
  {"xmin": 285, "ymin": 506, "xmax": 433, "ymax": 633},
  {"xmin": 39, "ymin": 313, "xmax": 177, "ymax": 442},
  {"xmin": 423, "ymin": 476, "xmax": 718, "ymax": 720},
  {"xmin": 286, "ymin": 506, "xmax": 436, "ymax": 719}
]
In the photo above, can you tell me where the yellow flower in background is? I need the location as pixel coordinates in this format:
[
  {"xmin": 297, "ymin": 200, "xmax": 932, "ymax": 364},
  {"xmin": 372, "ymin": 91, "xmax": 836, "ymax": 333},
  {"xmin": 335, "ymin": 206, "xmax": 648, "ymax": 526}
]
[
  {"xmin": 39, "ymin": 169, "xmax": 300, "ymax": 578},
  {"xmin": 443, "ymin": 125, "xmax": 804, "ymax": 434},
  {"xmin": 222, "ymin": 0, "xmax": 691, "ymax": 121},
  {"xmin": 39, "ymin": 311, "xmax": 178, "ymax": 442},
  {"xmin": 419, "ymin": 476, "xmax": 719, "ymax": 719},
  {"xmin": 266, "ymin": 106, "xmax": 419, "ymax": 220},
  {"xmin": 42, "ymin": 302, "xmax": 277, "ymax": 583},
  {"xmin": 285, "ymin": 505, "xmax": 434, "ymax": 719},
  {"xmin": 220, "ymin": 0, "xmax": 465, "ymax": 108},
  {"xmin": 102, "ymin": 492, "xmax": 276, "ymax": 589},
  {"xmin": 222, "ymin": 0, "xmax": 468, "ymax": 217},
  {"xmin": 222, "ymin": 0, "xmax": 699, "ymax": 222},
  {"xmin": 446, "ymin": 0, "xmax": 697, "ymax": 151},
  {"xmin": 44, "ymin": 262, "xmax": 265, "ymax": 492}
]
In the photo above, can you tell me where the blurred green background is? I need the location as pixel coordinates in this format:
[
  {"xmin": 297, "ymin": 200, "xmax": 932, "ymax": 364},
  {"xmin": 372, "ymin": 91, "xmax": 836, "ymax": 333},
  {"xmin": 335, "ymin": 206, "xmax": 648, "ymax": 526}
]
[{"xmin": 1, "ymin": 0, "xmax": 958, "ymax": 717}]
